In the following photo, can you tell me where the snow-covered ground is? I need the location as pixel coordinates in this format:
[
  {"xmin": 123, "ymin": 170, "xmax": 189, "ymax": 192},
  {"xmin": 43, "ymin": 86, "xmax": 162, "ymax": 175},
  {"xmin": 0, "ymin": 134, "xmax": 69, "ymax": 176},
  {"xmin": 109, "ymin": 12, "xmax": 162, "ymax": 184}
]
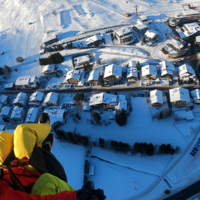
[{"xmin": 1, "ymin": 0, "xmax": 200, "ymax": 199}]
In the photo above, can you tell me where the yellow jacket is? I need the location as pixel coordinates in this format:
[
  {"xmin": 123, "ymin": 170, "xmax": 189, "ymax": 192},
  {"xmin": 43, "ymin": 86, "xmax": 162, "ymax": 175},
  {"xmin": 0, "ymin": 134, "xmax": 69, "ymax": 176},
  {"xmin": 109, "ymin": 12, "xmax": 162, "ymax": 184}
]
[{"xmin": 14, "ymin": 123, "xmax": 52, "ymax": 159}]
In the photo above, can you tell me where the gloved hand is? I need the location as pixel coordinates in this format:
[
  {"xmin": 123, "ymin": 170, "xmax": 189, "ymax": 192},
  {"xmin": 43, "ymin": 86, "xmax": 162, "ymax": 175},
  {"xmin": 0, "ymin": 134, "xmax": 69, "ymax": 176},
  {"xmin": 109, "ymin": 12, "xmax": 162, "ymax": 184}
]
[{"xmin": 77, "ymin": 188, "xmax": 106, "ymax": 200}]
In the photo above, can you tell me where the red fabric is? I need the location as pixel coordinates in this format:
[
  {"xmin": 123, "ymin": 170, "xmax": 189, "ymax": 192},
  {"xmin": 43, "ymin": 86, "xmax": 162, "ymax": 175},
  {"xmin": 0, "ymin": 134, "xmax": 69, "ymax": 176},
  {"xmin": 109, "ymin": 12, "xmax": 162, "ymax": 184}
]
[
  {"xmin": 0, "ymin": 181, "xmax": 77, "ymax": 200},
  {"xmin": 1, "ymin": 166, "xmax": 40, "ymax": 190}
]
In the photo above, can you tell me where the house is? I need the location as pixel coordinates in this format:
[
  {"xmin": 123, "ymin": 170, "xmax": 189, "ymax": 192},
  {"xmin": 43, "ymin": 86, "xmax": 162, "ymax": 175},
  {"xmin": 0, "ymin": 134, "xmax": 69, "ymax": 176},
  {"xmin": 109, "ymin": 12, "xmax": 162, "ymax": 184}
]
[
  {"xmin": 86, "ymin": 35, "xmax": 104, "ymax": 46},
  {"xmin": 43, "ymin": 34, "xmax": 59, "ymax": 46},
  {"xmin": 169, "ymin": 87, "xmax": 190, "ymax": 106},
  {"xmin": 145, "ymin": 30, "xmax": 159, "ymax": 42},
  {"xmin": 42, "ymin": 65, "xmax": 56, "ymax": 74},
  {"xmin": 114, "ymin": 27, "xmax": 136, "ymax": 44},
  {"xmin": 88, "ymin": 69, "xmax": 99, "ymax": 83},
  {"xmin": 150, "ymin": 90, "xmax": 164, "ymax": 107},
  {"xmin": 104, "ymin": 64, "xmax": 122, "ymax": 81},
  {"xmin": 115, "ymin": 95, "xmax": 127, "ymax": 111},
  {"xmin": 176, "ymin": 22, "xmax": 200, "ymax": 39},
  {"xmin": 10, "ymin": 106, "xmax": 24, "ymax": 121},
  {"xmin": 141, "ymin": 65, "xmax": 157, "ymax": 80},
  {"xmin": 73, "ymin": 55, "xmax": 90, "ymax": 69},
  {"xmin": 25, "ymin": 107, "xmax": 40, "ymax": 123},
  {"xmin": 133, "ymin": 20, "xmax": 148, "ymax": 33},
  {"xmin": 15, "ymin": 76, "xmax": 39, "ymax": 89},
  {"xmin": 63, "ymin": 70, "xmax": 82, "ymax": 84},
  {"xmin": 162, "ymin": 38, "xmax": 187, "ymax": 58},
  {"xmin": 0, "ymin": 95, "xmax": 8, "ymax": 105},
  {"xmin": 0, "ymin": 106, "xmax": 12, "ymax": 120},
  {"xmin": 127, "ymin": 61, "xmax": 137, "ymax": 82},
  {"xmin": 179, "ymin": 64, "xmax": 196, "ymax": 80},
  {"xmin": 29, "ymin": 91, "xmax": 44, "ymax": 106},
  {"xmin": 13, "ymin": 92, "xmax": 28, "ymax": 107},
  {"xmin": 43, "ymin": 108, "xmax": 66, "ymax": 128},
  {"xmin": 89, "ymin": 92, "xmax": 118, "ymax": 109},
  {"xmin": 191, "ymin": 89, "xmax": 200, "ymax": 103},
  {"xmin": 4, "ymin": 82, "xmax": 15, "ymax": 90},
  {"xmin": 160, "ymin": 61, "xmax": 175, "ymax": 80},
  {"xmin": 44, "ymin": 92, "xmax": 59, "ymax": 106}
]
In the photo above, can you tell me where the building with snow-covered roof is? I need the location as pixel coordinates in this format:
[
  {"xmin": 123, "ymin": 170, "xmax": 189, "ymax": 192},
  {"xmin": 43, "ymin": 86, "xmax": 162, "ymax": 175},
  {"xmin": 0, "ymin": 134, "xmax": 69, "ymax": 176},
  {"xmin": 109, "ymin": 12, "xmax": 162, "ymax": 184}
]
[
  {"xmin": 0, "ymin": 95, "xmax": 8, "ymax": 105},
  {"xmin": 43, "ymin": 108, "xmax": 66, "ymax": 128},
  {"xmin": 127, "ymin": 61, "xmax": 138, "ymax": 82},
  {"xmin": 42, "ymin": 65, "xmax": 56, "ymax": 74},
  {"xmin": 191, "ymin": 89, "xmax": 200, "ymax": 104},
  {"xmin": 0, "ymin": 106, "xmax": 12, "ymax": 120},
  {"xmin": 114, "ymin": 27, "xmax": 136, "ymax": 44},
  {"xmin": 4, "ymin": 82, "xmax": 15, "ymax": 90},
  {"xmin": 13, "ymin": 92, "xmax": 28, "ymax": 107},
  {"xmin": 159, "ymin": 61, "xmax": 175, "ymax": 80},
  {"xmin": 89, "ymin": 92, "xmax": 118, "ymax": 109},
  {"xmin": 104, "ymin": 64, "xmax": 122, "ymax": 81},
  {"xmin": 43, "ymin": 34, "xmax": 58, "ymax": 46},
  {"xmin": 63, "ymin": 70, "xmax": 82, "ymax": 84},
  {"xmin": 141, "ymin": 65, "xmax": 157, "ymax": 80},
  {"xmin": 86, "ymin": 35, "xmax": 104, "ymax": 46},
  {"xmin": 88, "ymin": 69, "xmax": 99, "ymax": 83},
  {"xmin": 115, "ymin": 95, "xmax": 127, "ymax": 111},
  {"xmin": 169, "ymin": 87, "xmax": 190, "ymax": 106},
  {"xmin": 29, "ymin": 91, "xmax": 44, "ymax": 106},
  {"xmin": 150, "ymin": 90, "xmax": 164, "ymax": 107},
  {"xmin": 179, "ymin": 64, "xmax": 196, "ymax": 80},
  {"xmin": 25, "ymin": 107, "xmax": 40, "ymax": 123},
  {"xmin": 10, "ymin": 106, "xmax": 24, "ymax": 121},
  {"xmin": 145, "ymin": 30, "xmax": 159, "ymax": 42},
  {"xmin": 73, "ymin": 55, "xmax": 90, "ymax": 69},
  {"xmin": 44, "ymin": 92, "xmax": 59, "ymax": 106},
  {"xmin": 15, "ymin": 76, "xmax": 38, "ymax": 89},
  {"xmin": 176, "ymin": 22, "xmax": 200, "ymax": 39},
  {"xmin": 133, "ymin": 20, "xmax": 148, "ymax": 33}
]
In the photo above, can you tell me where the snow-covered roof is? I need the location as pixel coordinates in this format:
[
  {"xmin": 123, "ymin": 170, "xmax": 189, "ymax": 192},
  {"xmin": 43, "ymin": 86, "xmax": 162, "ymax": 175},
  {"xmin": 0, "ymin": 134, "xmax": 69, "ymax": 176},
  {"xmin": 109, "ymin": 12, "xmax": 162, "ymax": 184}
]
[
  {"xmin": 115, "ymin": 27, "xmax": 133, "ymax": 37},
  {"xmin": 127, "ymin": 67, "xmax": 137, "ymax": 78},
  {"xmin": 182, "ymin": 6, "xmax": 199, "ymax": 16},
  {"xmin": 44, "ymin": 92, "xmax": 59, "ymax": 104},
  {"xmin": 29, "ymin": 91, "xmax": 44, "ymax": 102},
  {"xmin": 104, "ymin": 64, "xmax": 122, "ymax": 79},
  {"xmin": 0, "ymin": 106, "xmax": 11, "ymax": 117},
  {"xmin": 13, "ymin": 92, "xmax": 27, "ymax": 105},
  {"xmin": 159, "ymin": 61, "xmax": 175, "ymax": 72},
  {"xmin": 25, "ymin": 107, "xmax": 39, "ymax": 123},
  {"xmin": 65, "ymin": 70, "xmax": 81, "ymax": 81},
  {"xmin": 115, "ymin": 95, "xmax": 127, "ymax": 111},
  {"xmin": 0, "ymin": 95, "xmax": 8, "ymax": 104},
  {"xmin": 43, "ymin": 108, "xmax": 65, "ymax": 126},
  {"xmin": 145, "ymin": 30, "xmax": 157, "ymax": 39},
  {"xmin": 141, "ymin": 65, "xmax": 157, "ymax": 77},
  {"xmin": 174, "ymin": 110, "xmax": 194, "ymax": 121},
  {"xmin": 15, "ymin": 76, "xmax": 36, "ymax": 86},
  {"xmin": 74, "ymin": 55, "xmax": 90, "ymax": 64},
  {"xmin": 169, "ymin": 87, "xmax": 190, "ymax": 102},
  {"xmin": 89, "ymin": 92, "xmax": 118, "ymax": 106},
  {"xmin": 134, "ymin": 20, "xmax": 148, "ymax": 30},
  {"xmin": 4, "ymin": 82, "xmax": 15, "ymax": 89},
  {"xmin": 150, "ymin": 90, "xmax": 163, "ymax": 105},
  {"xmin": 0, "ymin": 125, "xmax": 5, "ymax": 132},
  {"xmin": 191, "ymin": 89, "xmax": 200, "ymax": 101},
  {"xmin": 42, "ymin": 65, "xmax": 55, "ymax": 73},
  {"xmin": 168, "ymin": 38, "xmax": 184, "ymax": 50},
  {"xmin": 179, "ymin": 64, "xmax": 195, "ymax": 77},
  {"xmin": 10, "ymin": 106, "xmax": 24, "ymax": 120},
  {"xmin": 86, "ymin": 34, "xmax": 102, "ymax": 45},
  {"xmin": 88, "ymin": 69, "xmax": 99, "ymax": 82},
  {"xmin": 196, "ymin": 35, "xmax": 200, "ymax": 43},
  {"xmin": 182, "ymin": 22, "xmax": 200, "ymax": 37},
  {"xmin": 128, "ymin": 60, "xmax": 136, "ymax": 67}
]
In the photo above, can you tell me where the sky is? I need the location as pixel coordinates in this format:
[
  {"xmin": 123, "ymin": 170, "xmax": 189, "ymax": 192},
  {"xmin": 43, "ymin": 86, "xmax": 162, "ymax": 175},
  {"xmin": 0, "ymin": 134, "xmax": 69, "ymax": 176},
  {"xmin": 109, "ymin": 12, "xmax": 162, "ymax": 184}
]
[{"xmin": 0, "ymin": 0, "xmax": 200, "ymax": 199}]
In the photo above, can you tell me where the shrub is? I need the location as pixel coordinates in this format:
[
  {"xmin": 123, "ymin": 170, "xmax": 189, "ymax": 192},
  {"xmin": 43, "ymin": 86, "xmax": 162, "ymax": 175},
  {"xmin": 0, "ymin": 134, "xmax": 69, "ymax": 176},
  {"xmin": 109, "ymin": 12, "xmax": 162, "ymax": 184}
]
[
  {"xmin": 16, "ymin": 57, "xmax": 24, "ymax": 63},
  {"xmin": 91, "ymin": 112, "xmax": 101, "ymax": 124},
  {"xmin": 115, "ymin": 109, "xmax": 127, "ymax": 126},
  {"xmin": 39, "ymin": 52, "xmax": 64, "ymax": 65}
]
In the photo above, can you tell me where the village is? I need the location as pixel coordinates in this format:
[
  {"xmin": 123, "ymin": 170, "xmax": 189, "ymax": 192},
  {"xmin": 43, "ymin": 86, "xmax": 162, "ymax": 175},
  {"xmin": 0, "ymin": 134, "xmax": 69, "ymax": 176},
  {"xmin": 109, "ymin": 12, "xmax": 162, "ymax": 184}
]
[{"xmin": 1, "ymin": 1, "xmax": 200, "ymax": 199}]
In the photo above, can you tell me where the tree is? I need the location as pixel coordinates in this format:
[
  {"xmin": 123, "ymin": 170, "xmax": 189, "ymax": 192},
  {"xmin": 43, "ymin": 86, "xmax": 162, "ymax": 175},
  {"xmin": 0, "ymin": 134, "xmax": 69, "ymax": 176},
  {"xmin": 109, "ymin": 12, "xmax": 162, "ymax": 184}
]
[
  {"xmin": 3, "ymin": 65, "xmax": 11, "ymax": 74},
  {"xmin": 74, "ymin": 93, "xmax": 85, "ymax": 102},
  {"xmin": 83, "ymin": 63, "xmax": 93, "ymax": 72},
  {"xmin": 99, "ymin": 79, "xmax": 104, "ymax": 87},
  {"xmin": 142, "ymin": 37, "xmax": 146, "ymax": 45},
  {"xmin": 136, "ymin": 61, "xmax": 140, "ymax": 70},
  {"xmin": 91, "ymin": 112, "xmax": 101, "ymax": 124},
  {"xmin": 115, "ymin": 109, "xmax": 127, "ymax": 126},
  {"xmin": 99, "ymin": 138, "xmax": 105, "ymax": 147},
  {"xmin": 0, "ymin": 67, "xmax": 3, "ymax": 75},
  {"xmin": 49, "ymin": 52, "xmax": 64, "ymax": 64},
  {"xmin": 16, "ymin": 57, "xmax": 24, "ymax": 63}
]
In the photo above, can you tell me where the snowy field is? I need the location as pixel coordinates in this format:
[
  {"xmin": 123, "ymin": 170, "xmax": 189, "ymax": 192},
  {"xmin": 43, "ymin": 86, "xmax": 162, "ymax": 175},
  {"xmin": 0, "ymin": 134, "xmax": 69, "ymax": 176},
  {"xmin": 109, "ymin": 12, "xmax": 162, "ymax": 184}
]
[{"xmin": 0, "ymin": 0, "xmax": 200, "ymax": 199}]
